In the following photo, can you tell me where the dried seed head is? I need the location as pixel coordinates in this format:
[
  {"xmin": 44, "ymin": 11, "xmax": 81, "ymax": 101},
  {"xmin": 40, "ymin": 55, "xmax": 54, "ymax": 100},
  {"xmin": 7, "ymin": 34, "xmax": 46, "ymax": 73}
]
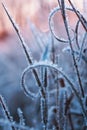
[{"xmin": 59, "ymin": 78, "xmax": 65, "ymax": 88}]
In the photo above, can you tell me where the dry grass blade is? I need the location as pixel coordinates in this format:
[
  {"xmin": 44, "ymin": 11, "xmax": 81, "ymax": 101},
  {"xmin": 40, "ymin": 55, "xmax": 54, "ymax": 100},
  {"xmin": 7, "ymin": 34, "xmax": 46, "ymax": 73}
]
[
  {"xmin": 75, "ymin": 20, "xmax": 80, "ymax": 49},
  {"xmin": 21, "ymin": 62, "xmax": 87, "ymax": 122},
  {"xmin": 78, "ymin": 32, "xmax": 87, "ymax": 61},
  {"xmin": 2, "ymin": 3, "xmax": 33, "ymax": 64},
  {"xmin": 58, "ymin": 0, "xmax": 84, "ymax": 98},
  {"xmin": 0, "ymin": 95, "xmax": 16, "ymax": 130},
  {"xmin": 2, "ymin": 2, "xmax": 42, "ymax": 89}
]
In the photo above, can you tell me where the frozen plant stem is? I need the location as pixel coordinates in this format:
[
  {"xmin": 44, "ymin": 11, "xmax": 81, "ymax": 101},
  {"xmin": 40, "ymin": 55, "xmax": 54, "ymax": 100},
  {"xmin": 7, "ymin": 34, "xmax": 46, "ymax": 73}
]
[
  {"xmin": 68, "ymin": 0, "xmax": 87, "ymax": 32},
  {"xmin": 17, "ymin": 108, "xmax": 25, "ymax": 129},
  {"xmin": 58, "ymin": 0, "xmax": 84, "ymax": 98},
  {"xmin": 0, "ymin": 95, "xmax": 16, "ymax": 130},
  {"xmin": 2, "ymin": 3, "xmax": 42, "ymax": 88},
  {"xmin": 55, "ymin": 56, "xmax": 60, "ymax": 129},
  {"xmin": 21, "ymin": 62, "xmax": 87, "ymax": 125},
  {"xmin": 40, "ymin": 68, "xmax": 48, "ymax": 130},
  {"xmin": 2, "ymin": 3, "xmax": 32, "ymax": 64},
  {"xmin": 58, "ymin": 89, "xmax": 66, "ymax": 130},
  {"xmin": 75, "ymin": 20, "xmax": 80, "ymax": 49},
  {"xmin": 79, "ymin": 32, "xmax": 87, "ymax": 61},
  {"xmin": 51, "ymin": 34, "xmax": 55, "ymax": 63}
]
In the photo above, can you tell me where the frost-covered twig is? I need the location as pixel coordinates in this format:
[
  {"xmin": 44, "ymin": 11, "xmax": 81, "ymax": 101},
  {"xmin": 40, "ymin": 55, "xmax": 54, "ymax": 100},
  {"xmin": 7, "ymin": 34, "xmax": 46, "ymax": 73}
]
[
  {"xmin": 58, "ymin": 88, "xmax": 67, "ymax": 130},
  {"xmin": 21, "ymin": 68, "xmax": 39, "ymax": 99},
  {"xmin": 55, "ymin": 56, "xmax": 60, "ymax": 129},
  {"xmin": 17, "ymin": 108, "xmax": 25, "ymax": 130},
  {"xmin": 51, "ymin": 34, "xmax": 55, "ymax": 63},
  {"xmin": 75, "ymin": 20, "xmax": 80, "ymax": 49},
  {"xmin": 58, "ymin": 0, "xmax": 84, "ymax": 98},
  {"xmin": 2, "ymin": 2, "xmax": 42, "ymax": 90},
  {"xmin": 49, "ymin": 6, "xmax": 75, "ymax": 43},
  {"xmin": 78, "ymin": 32, "xmax": 87, "ymax": 61},
  {"xmin": 68, "ymin": 0, "xmax": 87, "ymax": 32},
  {"xmin": 21, "ymin": 62, "xmax": 87, "ymax": 124},
  {"xmin": 0, "ymin": 95, "xmax": 16, "ymax": 130},
  {"xmin": 2, "ymin": 3, "xmax": 33, "ymax": 64},
  {"xmin": 40, "ymin": 67, "xmax": 48, "ymax": 130}
]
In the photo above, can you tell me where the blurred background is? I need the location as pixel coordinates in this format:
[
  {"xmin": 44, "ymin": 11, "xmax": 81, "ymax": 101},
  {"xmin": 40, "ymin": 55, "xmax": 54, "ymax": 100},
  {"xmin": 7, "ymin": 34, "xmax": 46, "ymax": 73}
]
[
  {"xmin": 0, "ymin": 0, "xmax": 87, "ymax": 129},
  {"xmin": 0, "ymin": 0, "xmax": 87, "ymax": 36},
  {"xmin": 0, "ymin": 0, "xmax": 87, "ymax": 55}
]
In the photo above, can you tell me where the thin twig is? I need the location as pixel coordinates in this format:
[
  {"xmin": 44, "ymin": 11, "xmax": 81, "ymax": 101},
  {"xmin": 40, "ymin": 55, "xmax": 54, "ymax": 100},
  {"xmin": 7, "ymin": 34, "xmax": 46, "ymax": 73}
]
[
  {"xmin": 58, "ymin": 0, "xmax": 84, "ymax": 97},
  {"xmin": 0, "ymin": 95, "xmax": 16, "ymax": 130},
  {"xmin": 2, "ymin": 3, "xmax": 42, "ymax": 90},
  {"xmin": 21, "ymin": 62, "xmax": 87, "ymax": 122},
  {"xmin": 68, "ymin": 0, "xmax": 87, "ymax": 32}
]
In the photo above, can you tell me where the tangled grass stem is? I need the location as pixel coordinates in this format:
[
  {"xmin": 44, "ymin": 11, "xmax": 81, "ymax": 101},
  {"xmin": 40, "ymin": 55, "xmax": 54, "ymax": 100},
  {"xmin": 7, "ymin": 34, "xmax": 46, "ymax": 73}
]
[
  {"xmin": 0, "ymin": 95, "xmax": 16, "ymax": 130},
  {"xmin": 21, "ymin": 62, "xmax": 87, "ymax": 123}
]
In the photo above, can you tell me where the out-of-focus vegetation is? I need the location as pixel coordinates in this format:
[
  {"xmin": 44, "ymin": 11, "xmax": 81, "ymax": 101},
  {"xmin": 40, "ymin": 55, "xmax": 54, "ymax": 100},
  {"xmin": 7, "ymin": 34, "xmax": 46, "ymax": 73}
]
[{"xmin": 0, "ymin": 0, "xmax": 86, "ymax": 36}]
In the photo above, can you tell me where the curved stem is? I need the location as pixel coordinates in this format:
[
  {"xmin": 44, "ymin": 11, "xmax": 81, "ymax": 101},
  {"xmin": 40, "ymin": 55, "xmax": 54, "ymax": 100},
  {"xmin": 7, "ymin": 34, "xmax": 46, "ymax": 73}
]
[{"xmin": 21, "ymin": 62, "xmax": 87, "ymax": 122}]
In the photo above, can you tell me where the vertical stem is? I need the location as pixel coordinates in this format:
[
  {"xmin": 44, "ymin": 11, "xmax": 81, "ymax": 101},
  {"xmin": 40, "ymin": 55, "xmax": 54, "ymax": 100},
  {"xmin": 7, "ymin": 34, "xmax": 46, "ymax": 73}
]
[
  {"xmin": 58, "ymin": 0, "xmax": 84, "ymax": 97},
  {"xmin": 55, "ymin": 55, "xmax": 60, "ymax": 129},
  {"xmin": 40, "ymin": 68, "xmax": 48, "ymax": 130},
  {"xmin": 51, "ymin": 34, "xmax": 55, "ymax": 63},
  {"xmin": 68, "ymin": 112, "xmax": 74, "ymax": 130},
  {"xmin": 0, "ymin": 95, "xmax": 16, "ymax": 130}
]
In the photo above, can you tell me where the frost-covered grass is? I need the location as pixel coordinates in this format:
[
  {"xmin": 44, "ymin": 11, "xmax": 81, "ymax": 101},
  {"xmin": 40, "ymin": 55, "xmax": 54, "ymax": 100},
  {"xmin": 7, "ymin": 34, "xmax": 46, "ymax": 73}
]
[{"xmin": 0, "ymin": 0, "xmax": 87, "ymax": 130}]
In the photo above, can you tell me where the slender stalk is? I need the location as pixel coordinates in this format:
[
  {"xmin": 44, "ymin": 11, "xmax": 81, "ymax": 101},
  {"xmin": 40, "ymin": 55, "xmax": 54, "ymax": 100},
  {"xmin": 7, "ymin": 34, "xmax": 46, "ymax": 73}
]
[
  {"xmin": 68, "ymin": 112, "xmax": 74, "ymax": 130},
  {"xmin": 0, "ymin": 95, "xmax": 16, "ymax": 130},
  {"xmin": 2, "ymin": 3, "xmax": 42, "ymax": 89},
  {"xmin": 55, "ymin": 56, "xmax": 60, "ymax": 129},
  {"xmin": 40, "ymin": 68, "xmax": 48, "ymax": 130},
  {"xmin": 68, "ymin": 0, "xmax": 87, "ymax": 32},
  {"xmin": 49, "ymin": 6, "xmax": 76, "ymax": 43},
  {"xmin": 75, "ymin": 20, "xmax": 80, "ymax": 49},
  {"xmin": 79, "ymin": 32, "xmax": 87, "ymax": 61},
  {"xmin": 58, "ymin": 0, "xmax": 84, "ymax": 98},
  {"xmin": 21, "ymin": 62, "xmax": 87, "ymax": 123}
]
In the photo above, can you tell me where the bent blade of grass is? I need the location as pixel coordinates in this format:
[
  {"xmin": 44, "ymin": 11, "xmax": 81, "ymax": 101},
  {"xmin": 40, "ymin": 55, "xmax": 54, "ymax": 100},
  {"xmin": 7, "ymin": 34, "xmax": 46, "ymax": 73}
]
[
  {"xmin": 21, "ymin": 61, "xmax": 87, "ymax": 123},
  {"xmin": 49, "ymin": 6, "xmax": 75, "ymax": 43}
]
